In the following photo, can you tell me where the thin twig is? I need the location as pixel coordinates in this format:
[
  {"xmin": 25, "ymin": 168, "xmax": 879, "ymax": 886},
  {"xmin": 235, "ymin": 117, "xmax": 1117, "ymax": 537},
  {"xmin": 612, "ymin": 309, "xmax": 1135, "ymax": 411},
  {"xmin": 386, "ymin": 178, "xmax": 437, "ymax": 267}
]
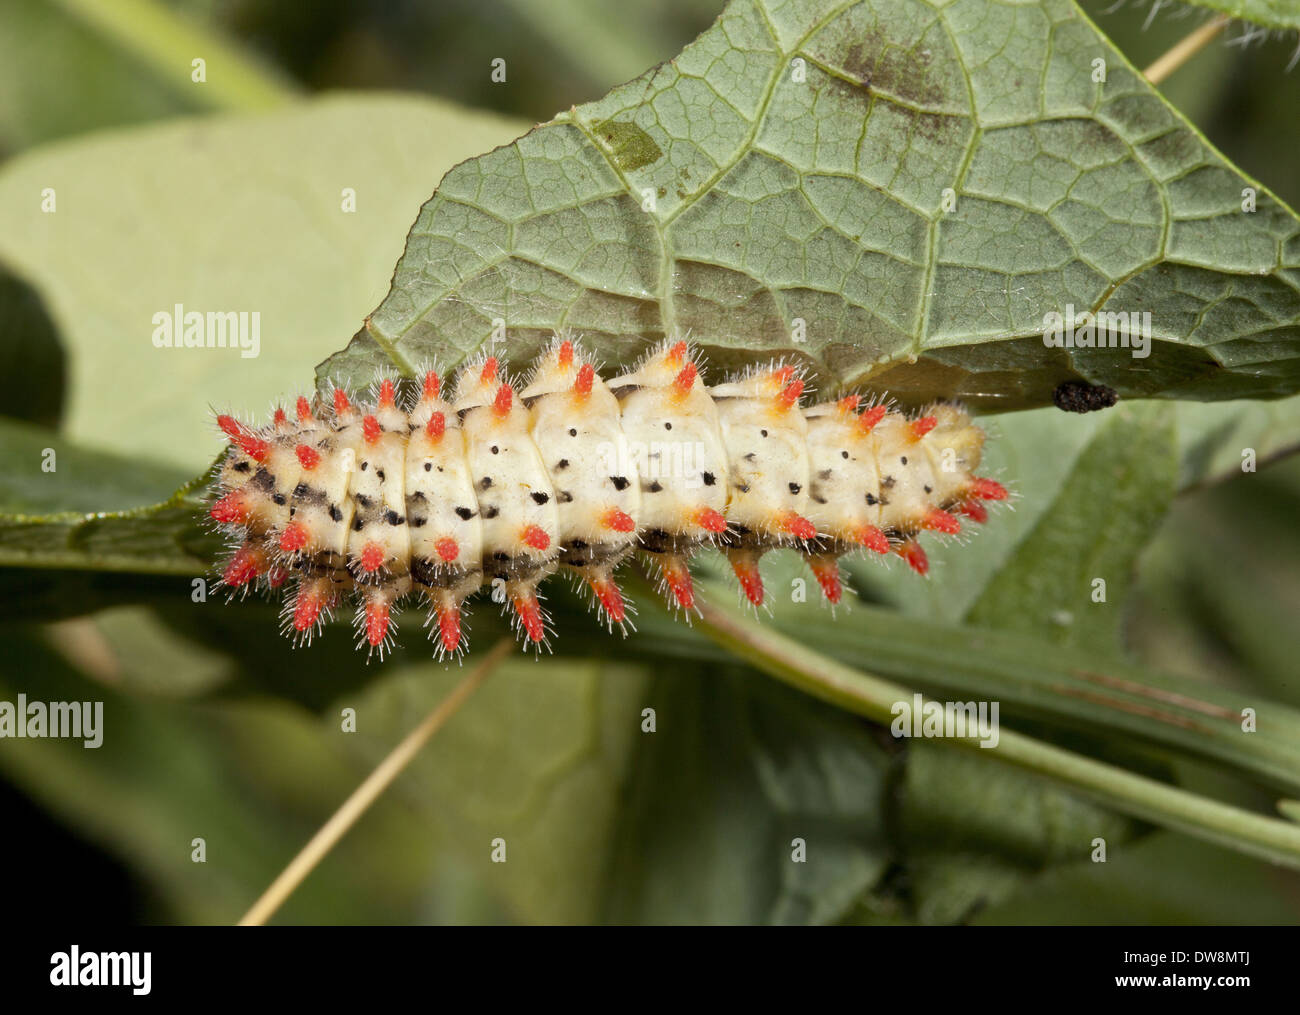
[
  {"xmin": 1143, "ymin": 13, "xmax": 1231, "ymax": 85},
  {"xmin": 238, "ymin": 638, "xmax": 513, "ymax": 926}
]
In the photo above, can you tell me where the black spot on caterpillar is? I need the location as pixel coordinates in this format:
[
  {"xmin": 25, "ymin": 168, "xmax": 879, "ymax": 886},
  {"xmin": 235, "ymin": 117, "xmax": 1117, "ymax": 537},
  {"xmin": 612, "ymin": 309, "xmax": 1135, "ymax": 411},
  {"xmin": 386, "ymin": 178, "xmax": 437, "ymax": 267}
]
[{"xmin": 209, "ymin": 336, "xmax": 1008, "ymax": 660}]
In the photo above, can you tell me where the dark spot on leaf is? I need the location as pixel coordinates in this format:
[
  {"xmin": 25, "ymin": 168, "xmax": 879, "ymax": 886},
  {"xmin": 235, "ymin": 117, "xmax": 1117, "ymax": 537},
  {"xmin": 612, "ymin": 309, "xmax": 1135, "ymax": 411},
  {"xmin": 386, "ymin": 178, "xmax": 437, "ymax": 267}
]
[{"xmin": 594, "ymin": 119, "xmax": 664, "ymax": 172}]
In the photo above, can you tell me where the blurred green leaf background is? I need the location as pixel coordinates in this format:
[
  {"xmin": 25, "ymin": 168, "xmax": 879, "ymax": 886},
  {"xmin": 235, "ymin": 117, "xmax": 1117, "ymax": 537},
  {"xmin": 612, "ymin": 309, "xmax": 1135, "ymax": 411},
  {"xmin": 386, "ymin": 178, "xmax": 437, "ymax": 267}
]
[{"xmin": 2, "ymin": 0, "xmax": 1300, "ymax": 925}]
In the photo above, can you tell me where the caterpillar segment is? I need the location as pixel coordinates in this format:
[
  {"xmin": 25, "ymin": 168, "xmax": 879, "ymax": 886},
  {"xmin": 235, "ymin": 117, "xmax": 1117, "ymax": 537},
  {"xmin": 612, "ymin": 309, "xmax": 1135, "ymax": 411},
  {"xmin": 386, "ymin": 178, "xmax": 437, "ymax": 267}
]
[
  {"xmin": 522, "ymin": 337, "xmax": 641, "ymax": 628},
  {"xmin": 404, "ymin": 369, "xmax": 482, "ymax": 659},
  {"xmin": 708, "ymin": 362, "xmax": 816, "ymax": 607},
  {"xmin": 608, "ymin": 339, "xmax": 731, "ymax": 612},
  {"xmin": 208, "ymin": 336, "xmax": 1007, "ymax": 658},
  {"xmin": 454, "ymin": 356, "xmax": 560, "ymax": 646}
]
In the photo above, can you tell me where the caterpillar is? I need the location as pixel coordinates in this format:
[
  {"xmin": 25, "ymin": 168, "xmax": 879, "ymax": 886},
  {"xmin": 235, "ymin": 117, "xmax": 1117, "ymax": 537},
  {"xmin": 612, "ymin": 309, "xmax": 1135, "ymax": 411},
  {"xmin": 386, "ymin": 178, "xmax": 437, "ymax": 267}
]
[{"xmin": 208, "ymin": 336, "xmax": 1007, "ymax": 658}]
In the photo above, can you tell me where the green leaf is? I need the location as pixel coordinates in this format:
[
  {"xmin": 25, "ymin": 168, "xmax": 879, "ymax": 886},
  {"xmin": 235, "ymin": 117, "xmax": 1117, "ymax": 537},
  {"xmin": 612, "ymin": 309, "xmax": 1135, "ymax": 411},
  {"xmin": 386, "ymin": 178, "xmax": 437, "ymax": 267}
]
[
  {"xmin": 601, "ymin": 666, "xmax": 891, "ymax": 924},
  {"xmin": 0, "ymin": 417, "xmax": 213, "ymax": 575},
  {"xmin": 974, "ymin": 832, "xmax": 1300, "ymax": 924},
  {"xmin": 342, "ymin": 654, "xmax": 650, "ymax": 924},
  {"xmin": 0, "ymin": 0, "xmax": 198, "ymax": 151},
  {"xmin": 891, "ymin": 741, "xmax": 1143, "ymax": 924},
  {"xmin": 1175, "ymin": 393, "xmax": 1300, "ymax": 488},
  {"xmin": 964, "ymin": 401, "xmax": 1178, "ymax": 646},
  {"xmin": 337, "ymin": 0, "xmax": 1300, "ymax": 409},
  {"xmin": 0, "ymin": 629, "xmax": 444, "ymax": 924},
  {"xmin": 0, "ymin": 94, "xmax": 530, "ymax": 475},
  {"xmin": 618, "ymin": 566, "xmax": 1300, "ymax": 795}
]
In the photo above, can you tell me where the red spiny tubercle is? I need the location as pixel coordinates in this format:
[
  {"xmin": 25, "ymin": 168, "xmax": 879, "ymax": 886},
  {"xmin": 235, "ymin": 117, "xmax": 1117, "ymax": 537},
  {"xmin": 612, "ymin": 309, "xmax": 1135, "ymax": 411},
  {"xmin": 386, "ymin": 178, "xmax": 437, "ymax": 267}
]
[
  {"xmin": 422, "ymin": 370, "xmax": 440, "ymax": 400},
  {"xmin": 280, "ymin": 522, "xmax": 309, "ymax": 553},
  {"xmin": 731, "ymin": 559, "xmax": 765, "ymax": 607},
  {"xmin": 512, "ymin": 593, "xmax": 545, "ymax": 642},
  {"xmin": 970, "ymin": 478, "xmax": 1008, "ymax": 501},
  {"xmin": 359, "ymin": 542, "xmax": 385, "ymax": 572},
  {"xmin": 210, "ymin": 491, "xmax": 248, "ymax": 524},
  {"xmin": 858, "ymin": 405, "xmax": 887, "ymax": 432},
  {"xmin": 603, "ymin": 508, "xmax": 636, "ymax": 533},
  {"xmin": 364, "ymin": 599, "xmax": 390, "ymax": 647},
  {"xmin": 923, "ymin": 508, "xmax": 961, "ymax": 535},
  {"xmin": 293, "ymin": 589, "xmax": 323, "ymax": 632},
  {"xmin": 436, "ymin": 605, "xmax": 461, "ymax": 653},
  {"xmin": 777, "ymin": 379, "xmax": 803, "ymax": 411},
  {"xmin": 672, "ymin": 363, "xmax": 697, "ymax": 399},
  {"xmin": 590, "ymin": 577, "xmax": 626, "ymax": 623},
  {"xmin": 694, "ymin": 506, "xmax": 727, "ymax": 533},
  {"xmin": 908, "ymin": 415, "xmax": 938, "ymax": 441},
  {"xmin": 574, "ymin": 363, "xmax": 594, "ymax": 398}
]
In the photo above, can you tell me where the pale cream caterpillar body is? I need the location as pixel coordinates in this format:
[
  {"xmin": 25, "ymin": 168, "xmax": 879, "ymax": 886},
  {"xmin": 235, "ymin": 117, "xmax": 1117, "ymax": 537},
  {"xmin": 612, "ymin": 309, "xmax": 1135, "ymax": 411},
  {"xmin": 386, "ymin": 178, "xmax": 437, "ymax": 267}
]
[{"xmin": 208, "ymin": 336, "xmax": 1007, "ymax": 658}]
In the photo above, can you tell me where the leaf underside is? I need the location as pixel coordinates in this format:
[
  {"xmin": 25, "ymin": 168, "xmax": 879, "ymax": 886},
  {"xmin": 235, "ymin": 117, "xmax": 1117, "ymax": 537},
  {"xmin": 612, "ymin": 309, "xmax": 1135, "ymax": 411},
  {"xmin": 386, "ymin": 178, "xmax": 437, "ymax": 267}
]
[{"xmin": 326, "ymin": 0, "xmax": 1300, "ymax": 412}]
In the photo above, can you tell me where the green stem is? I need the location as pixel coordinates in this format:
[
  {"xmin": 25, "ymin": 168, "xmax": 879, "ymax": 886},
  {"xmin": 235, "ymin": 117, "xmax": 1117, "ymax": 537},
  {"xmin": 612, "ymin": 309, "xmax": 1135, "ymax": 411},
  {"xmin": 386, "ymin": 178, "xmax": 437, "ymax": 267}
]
[
  {"xmin": 48, "ymin": 0, "xmax": 297, "ymax": 112},
  {"xmin": 696, "ymin": 599, "xmax": 1300, "ymax": 870}
]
